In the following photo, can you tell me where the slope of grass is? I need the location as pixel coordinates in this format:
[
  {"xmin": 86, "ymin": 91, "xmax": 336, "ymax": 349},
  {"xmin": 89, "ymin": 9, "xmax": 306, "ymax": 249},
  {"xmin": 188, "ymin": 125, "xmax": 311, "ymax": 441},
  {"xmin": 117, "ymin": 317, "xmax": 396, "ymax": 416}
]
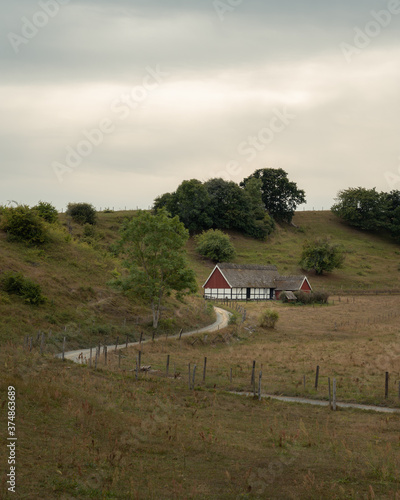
[
  {"xmin": 0, "ymin": 213, "xmax": 213, "ymax": 349},
  {"xmin": 1, "ymin": 210, "xmax": 400, "ymax": 499},
  {"xmin": 188, "ymin": 211, "xmax": 400, "ymax": 293},
  {"xmin": 1, "ymin": 343, "xmax": 400, "ymax": 499},
  {"xmin": 0, "ymin": 209, "xmax": 399, "ymax": 349}
]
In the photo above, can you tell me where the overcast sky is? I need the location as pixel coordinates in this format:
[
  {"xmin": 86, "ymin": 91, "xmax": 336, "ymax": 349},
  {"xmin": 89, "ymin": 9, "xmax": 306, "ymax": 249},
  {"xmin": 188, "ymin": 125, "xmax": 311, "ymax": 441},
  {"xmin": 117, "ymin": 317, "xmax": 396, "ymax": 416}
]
[{"xmin": 2, "ymin": 0, "xmax": 400, "ymax": 211}]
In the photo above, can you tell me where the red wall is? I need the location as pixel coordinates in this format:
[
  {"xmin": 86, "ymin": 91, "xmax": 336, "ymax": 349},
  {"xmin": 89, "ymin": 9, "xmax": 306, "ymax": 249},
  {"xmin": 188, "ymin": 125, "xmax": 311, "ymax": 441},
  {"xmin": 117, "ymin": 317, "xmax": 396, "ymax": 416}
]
[
  {"xmin": 301, "ymin": 279, "xmax": 311, "ymax": 293},
  {"xmin": 204, "ymin": 268, "xmax": 230, "ymax": 289}
]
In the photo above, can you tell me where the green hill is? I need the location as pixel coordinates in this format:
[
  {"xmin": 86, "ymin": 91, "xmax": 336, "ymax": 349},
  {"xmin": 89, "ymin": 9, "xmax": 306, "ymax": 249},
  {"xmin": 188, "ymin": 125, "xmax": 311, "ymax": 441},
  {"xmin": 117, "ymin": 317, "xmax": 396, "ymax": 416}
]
[
  {"xmin": 190, "ymin": 210, "xmax": 400, "ymax": 292},
  {"xmin": 0, "ymin": 210, "xmax": 399, "ymax": 348},
  {"xmin": 1, "ymin": 210, "xmax": 400, "ymax": 499}
]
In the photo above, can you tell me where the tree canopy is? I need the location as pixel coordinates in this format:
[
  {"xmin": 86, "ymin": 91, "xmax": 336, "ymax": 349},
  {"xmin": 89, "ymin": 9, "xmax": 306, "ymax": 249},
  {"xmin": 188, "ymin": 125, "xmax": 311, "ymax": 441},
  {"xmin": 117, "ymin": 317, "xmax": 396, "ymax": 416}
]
[
  {"xmin": 241, "ymin": 168, "xmax": 306, "ymax": 223},
  {"xmin": 154, "ymin": 176, "xmax": 275, "ymax": 240},
  {"xmin": 332, "ymin": 187, "xmax": 400, "ymax": 241},
  {"xmin": 299, "ymin": 238, "xmax": 345, "ymax": 275},
  {"xmin": 195, "ymin": 229, "xmax": 236, "ymax": 262},
  {"xmin": 110, "ymin": 210, "xmax": 197, "ymax": 329}
]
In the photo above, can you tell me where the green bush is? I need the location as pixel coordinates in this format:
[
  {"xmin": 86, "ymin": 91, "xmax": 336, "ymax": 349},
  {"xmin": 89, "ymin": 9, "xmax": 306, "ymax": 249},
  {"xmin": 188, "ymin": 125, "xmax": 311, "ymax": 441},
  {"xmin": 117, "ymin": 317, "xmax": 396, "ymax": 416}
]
[
  {"xmin": 259, "ymin": 309, "xmax": 279, "ymax": 329},
  {"xmin": 33, "ymin": 201, "xmax": 58, "ymax": 223},
  {"xmin": 294, "ymin": 291, "xmax": 329, "ymax": 305},
  {"xmin": 0, "ymin": 271, "xmax": 46, "ymax": 305},
  {"xmin": 0, "ymin": 205, "xmax": 48, "ymax": 244},
  {"xmin": 195, "ymin": 229, "xmax": 236, "ymax": 262},
  {"xmin": 66, "ymin": 202, "xmax": 97, "ymax": 225}
]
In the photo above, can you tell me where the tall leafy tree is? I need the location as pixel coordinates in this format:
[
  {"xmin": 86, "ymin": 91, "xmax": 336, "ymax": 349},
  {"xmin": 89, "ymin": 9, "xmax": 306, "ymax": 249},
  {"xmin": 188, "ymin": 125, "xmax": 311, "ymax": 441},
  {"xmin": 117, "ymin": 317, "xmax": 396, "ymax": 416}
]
[
  {"xmin": 383, "ymin": 190, "xmax": 400, "ymax": 241},
  {"xmin": 241, "ymin": 168, "xmax": 306, "ymax": 223},
  {"xmin": 111, "ymin": 210, "xmax": 197, "ymax": 329},
  {"xmin": 154, "ymin": 179, "xmax": 213, "ymax": 233},
  {"xmin": 204, "ymin": 178, "xmax": 250, "ymax": 231},
  {"xmin": 331, "ymin": 187, "xmax": 385, "ymax": 231},
  {"xmin": 299, "ymin": 238, "xmax": 345, "ymax": 275}
]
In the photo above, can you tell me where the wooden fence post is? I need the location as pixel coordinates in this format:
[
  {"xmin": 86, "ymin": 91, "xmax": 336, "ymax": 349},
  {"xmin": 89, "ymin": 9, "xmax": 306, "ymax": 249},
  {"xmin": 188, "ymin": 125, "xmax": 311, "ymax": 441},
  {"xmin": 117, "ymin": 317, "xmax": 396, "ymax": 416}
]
[
  {"xmin": 89, "ymin": 347, "xmax": 92, "ymax": 368},
  {"xmin": 119, "ymin": 350, "xmax": 122, "ymax": 368},
  {"xmin": 104, "ymin": 346, "xmax": 108, "ymax": 365},
  {"xmin": 203, "ymin": 357, "xmax": 207, "ymax": 383},
  {"xmin": 328, "ymin": 377, "xmax": 331, "ymax": 409},
  {"xmin": 166, "ymin": 355, "xmax": 170, "ymax": 377},
  {"xmin": 138, "ymin": 351, "xmax": 142, "ymax": 370},
  {"xmin": 192, "ymin": 365, "xmax": 196, "ymax": 389},
  {"xmin": 315, "ymin": 365, "xmax": 320, "ymax": 390},
  {"xmin": 251, "ymin": 360, "xmax": 256, "ymax": 386},
  {"xmin": 179, "ymin": 328, "xmax": 183, "ymax": 341},
  {"xmin": 258, "ymin": 370, "xmax": 262, "ymax": 401},
  {"xmin": 385, "ymin": 372, "xmax": 389, "ymax": 399},
  {"xmin": 332, "ymin": 378, "xmax": 337, "ymax": 411}
]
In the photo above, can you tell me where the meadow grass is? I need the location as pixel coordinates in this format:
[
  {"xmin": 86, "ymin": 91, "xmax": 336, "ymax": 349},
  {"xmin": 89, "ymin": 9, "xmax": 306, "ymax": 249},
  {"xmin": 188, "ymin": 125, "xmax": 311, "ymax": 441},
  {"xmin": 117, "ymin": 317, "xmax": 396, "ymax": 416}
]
[{"xmin": 1, "ymin": 341, "xmax": 400, "ymax": 499}]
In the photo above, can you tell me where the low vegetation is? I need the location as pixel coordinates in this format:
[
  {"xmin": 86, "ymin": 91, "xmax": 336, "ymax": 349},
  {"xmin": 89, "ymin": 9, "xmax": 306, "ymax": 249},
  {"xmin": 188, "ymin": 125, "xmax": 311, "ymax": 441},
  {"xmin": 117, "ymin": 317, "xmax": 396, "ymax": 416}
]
[
  {"xmin": 66, "ymin": 202, "xmax": 97, "ymax": 225},
  {"xmin": 0, "ymin": 205, "xmax": 49, "ymax": 245},
  {"xmin": 258, "ymin": 309, "xmax": 279, "ymax": 328},
  {"xmin": 195, "ymin": 229, "xmax": 236, "ymax": 262},
  {"xmin": 0, "ymin": 271, "xmax": 46, "ymax": 305}
]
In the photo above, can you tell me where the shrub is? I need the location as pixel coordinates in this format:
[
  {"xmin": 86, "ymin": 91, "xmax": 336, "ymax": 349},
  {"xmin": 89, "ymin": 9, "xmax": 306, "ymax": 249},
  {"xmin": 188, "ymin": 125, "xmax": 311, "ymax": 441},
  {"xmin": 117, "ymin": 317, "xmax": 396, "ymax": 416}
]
[
  {"xmin": 0, "ymin": 205, "xmax": 48, "ymax": 244},
  {"xmin": 0, "ymin": 271, "xmax": 46, "ymax": 305},
  {"xmin": 294, "ymin": 291, "xmax": 329, "ymax": 305},
  {"xmin": 195, "ymin": 229, "xmax": 236, "ymax": 262},
  {"xmin": 33, "ymin": 201, "xmax": 58, "ymax": 223},
  {"xmin": 259, "ymin": 309, "xmax": 279, "ymax": 329},
  {"xmin": 66, "ymin": 202, "xmax": 97, "ymax": 225}
]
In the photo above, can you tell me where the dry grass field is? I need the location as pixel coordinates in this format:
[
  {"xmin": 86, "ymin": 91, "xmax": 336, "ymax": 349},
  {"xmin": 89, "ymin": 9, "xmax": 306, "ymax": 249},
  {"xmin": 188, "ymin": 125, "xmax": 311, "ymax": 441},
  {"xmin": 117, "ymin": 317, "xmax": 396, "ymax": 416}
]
[
  {"xmin": 1, "ymin": 211, "xmax": 400, "ymax": 498},
  {"xmin": 104, "ymin": 295, "xmax": 400, "ymax": 408},
  {"xmin": 1, "ymin": 336, "xmax": 400, "ymax": 499}
]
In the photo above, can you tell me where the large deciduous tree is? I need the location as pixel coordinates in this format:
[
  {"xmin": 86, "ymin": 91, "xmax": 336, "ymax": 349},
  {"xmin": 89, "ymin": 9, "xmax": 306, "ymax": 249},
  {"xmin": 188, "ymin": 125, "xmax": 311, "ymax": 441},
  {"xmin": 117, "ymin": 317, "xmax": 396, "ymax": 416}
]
[
  {"xmin": 241, "ymin": 168, "xmax": 306, "ymax": 223},
  {"xmin": 154, "ymin": 177, "xmax": 274, "ymax": 240},
  {"xmin": 331, "ymin": 187, "xmax": 385, "ymax": 231},
  {"xmin": 299, "ymin": 238, "xmax": 345, "ymax": 275},
  {"xmin": 111, "ymin": 210, "xmax": 197, "ymax": 329},
  {"xmin": 153, "ymin": 179, "xmax": 213, "ymax": 234}
]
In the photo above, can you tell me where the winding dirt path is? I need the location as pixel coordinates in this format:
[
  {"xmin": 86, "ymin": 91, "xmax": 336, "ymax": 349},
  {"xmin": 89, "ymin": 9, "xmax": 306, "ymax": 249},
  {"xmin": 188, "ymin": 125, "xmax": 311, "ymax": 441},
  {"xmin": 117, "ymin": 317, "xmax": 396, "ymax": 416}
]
[{"xmin": 60, "ymin": 306, "xmax": 231, "ymax": 363}]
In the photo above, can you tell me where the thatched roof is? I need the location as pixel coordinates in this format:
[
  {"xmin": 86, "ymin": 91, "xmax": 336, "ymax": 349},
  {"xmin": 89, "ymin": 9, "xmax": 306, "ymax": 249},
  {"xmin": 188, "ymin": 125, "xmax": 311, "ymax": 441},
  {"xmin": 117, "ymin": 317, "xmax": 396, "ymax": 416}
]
[
  {"xmin": 217, "ymin": 263, "xmax": 280, "ymax": 288},
  {"xmin": 274, "ymin": 276, "xmax": 307, "ymax": 291}
]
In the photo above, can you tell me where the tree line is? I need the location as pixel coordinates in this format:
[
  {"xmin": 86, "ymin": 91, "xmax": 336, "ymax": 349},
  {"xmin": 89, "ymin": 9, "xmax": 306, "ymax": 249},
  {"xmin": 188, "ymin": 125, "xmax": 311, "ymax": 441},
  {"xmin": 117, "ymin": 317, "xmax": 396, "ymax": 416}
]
[
  {"xmin": 153, "ymin": 168, "xmax": 306, "ymax": 240},
  {"xmin": 332, "ymin": 188, "xmax": 400, "ymax": 242}
]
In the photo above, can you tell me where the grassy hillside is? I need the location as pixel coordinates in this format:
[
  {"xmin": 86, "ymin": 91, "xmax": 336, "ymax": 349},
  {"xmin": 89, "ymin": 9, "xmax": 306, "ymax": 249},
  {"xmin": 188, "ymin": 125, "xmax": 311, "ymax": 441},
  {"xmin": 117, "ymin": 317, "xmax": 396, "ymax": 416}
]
[
  {"xmin": 0, "ymin": 211, "xmax": 213, "ymax": 349},
  {"xmin": 1, "ymin": 210, "xmax": 400, "ymax": 499},
  {"xmin": 0, "ymin": 209, "xmax": 399, "ymax": 349},
  {"xmin": 188, "ymin": 210, "xmax": 400, "ymax": 293}
]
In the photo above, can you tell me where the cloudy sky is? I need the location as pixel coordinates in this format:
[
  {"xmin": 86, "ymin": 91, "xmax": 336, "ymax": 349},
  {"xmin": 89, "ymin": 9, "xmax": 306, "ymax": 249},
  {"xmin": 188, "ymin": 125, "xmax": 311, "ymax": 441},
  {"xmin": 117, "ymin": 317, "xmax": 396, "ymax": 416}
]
[{"xmin": 2, "ymin": 0, "xmax": 400, "ymax": 211}]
